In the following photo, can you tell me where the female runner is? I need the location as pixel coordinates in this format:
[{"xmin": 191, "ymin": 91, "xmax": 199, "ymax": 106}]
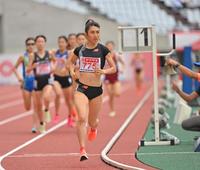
[
  {"xmin": 68, "ymin": 19, "xmax": 116, "ymax": 161},
  {"xmin": 13, "ymin": 37, "xmax": 38, "ymax": 133},
  {"xmin": 104, "ymin": 41, "xmax": 125, "ymax": 117},
  {"xmin": 52, "ymin": 36, "xmax": 77, "ymax": 126}
]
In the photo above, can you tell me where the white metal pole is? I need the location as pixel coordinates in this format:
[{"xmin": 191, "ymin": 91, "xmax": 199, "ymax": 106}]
[
  {"xmin": 118, "ymin": 29, "xmax": 122, "ymax": 52},
  {"xmin": 152, "ymin": 25, "xmax": 160, "ymax": 142}
]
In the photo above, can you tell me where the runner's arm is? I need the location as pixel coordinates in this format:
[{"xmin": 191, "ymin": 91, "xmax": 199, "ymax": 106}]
[
  {"xmin": 117, "ymin": 52, "xmax": 125, "ymax": 72},
  {"xmin": 49, "ymin": 50, "xmax": 57, "ymax": 63},
  {"xmin": 172, "ymin": 82, "xmax": 198, "ymax": 102},
  {"xmin": 13, "ymin": 56, "xmax": 23, "ymax": 83},
  {"xmin": 166, "ymin": 58, "xmax": 198, "ymax": 80},
  {"xmin": 49, "ymin": 50, "xmax": 57, "ymax": 73},
  {"xmin": 117, "ymin": 53, "xmax": 125, "ymax": 66},
  {"xmin": 67, "ymin": 53, "xmax": 78, "ymax": 80},
  {"xmin": 96, "ymin": 53, "xmax": 116, "ymax": 75},
  {"xmin": 26, "ymin": 53, "xmax": 36, "ymax": 73}
]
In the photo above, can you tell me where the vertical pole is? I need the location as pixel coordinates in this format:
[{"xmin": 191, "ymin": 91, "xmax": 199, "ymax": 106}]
[
  {"xmin": 182, "ymin": 46, "xmax": 193, "ymax": 94},
  {"xmin": 118, "ymin": 28, "xmax": 122, "ymax": 52},
  {"xmin": 136, "ymin": 28, "xmax": 139, "ymax": 51},
  {"xmin": 152, "ymin": 25, "xmax": 160, "ymax": 142}
]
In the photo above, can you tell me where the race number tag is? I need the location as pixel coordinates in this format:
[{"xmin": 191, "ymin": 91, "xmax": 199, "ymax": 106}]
[
  {"xmin": 56, "ymin": 58, "xmax": 65, "ymax": 69},
  {"xmin": 36, "ymin": 63, "xmax": 51, "ymax": 75},
  {"xmin": 79, "ymin": 57, "xmax": 101, "ymax": 72}
]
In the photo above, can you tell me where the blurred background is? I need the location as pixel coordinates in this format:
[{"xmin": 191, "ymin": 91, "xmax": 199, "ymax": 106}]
[{"xmin": 0, "ymin": 0, "xmax": 200, "ymax": 84}]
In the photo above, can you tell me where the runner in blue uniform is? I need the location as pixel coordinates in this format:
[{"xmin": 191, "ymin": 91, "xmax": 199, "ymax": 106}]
[
  {"xmin": 13, "ymin": 37, "xmax": 38, "ymax": 133},
  {"xmin": 52, "ymin": 36, "xmax": 77, "ymax": 126}
]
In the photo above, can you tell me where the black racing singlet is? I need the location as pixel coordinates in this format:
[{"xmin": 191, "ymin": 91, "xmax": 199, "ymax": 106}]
[
  {"xmin": 74, "ymin": 43, "xmax": 110, "ymax": 73},
  {"xmin": 33, "ymin": 51, "xmax": 51, "ymax": 78}
]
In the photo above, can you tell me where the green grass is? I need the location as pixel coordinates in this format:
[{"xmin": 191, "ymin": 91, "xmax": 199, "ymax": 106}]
[{"xmin": 137, "ymin": 106, "xmax": 200, "ymax": 170}]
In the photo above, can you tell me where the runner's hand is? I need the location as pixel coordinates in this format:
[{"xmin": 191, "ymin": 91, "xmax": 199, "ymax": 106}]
[
  {"xmin": 166, "ymin": 58, "xmax": 179, "ymax": 66},
  {"xmin": 51, "ymin": 62, "xmax": 56, "ymax": 73},
  {"xmin": 18, "ymin": 78, "xmax": 23, "ymax": 83},
  {"xmin": 70, "ymin": 71, "xmax": 78, "ymax": 80},
  {"xmin": 31, "ymin": 63, "xmax": 38, "ymax": 69},
  {"xmin": 18, "ymin": 79, "xmax": 23, "ymax": 88},
  {"xmin": 95, "ymin": 68, "xmax": 105, "ymax": 75}
]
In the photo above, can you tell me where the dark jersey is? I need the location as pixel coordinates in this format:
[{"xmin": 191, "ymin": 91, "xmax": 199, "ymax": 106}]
[
  {"xmin": 74, "ymin": 43, "xmax": 110, "ymax": 73},
  {"xmin": 33, "ymin": 51, "xmax": 51, "ymax": 77}
]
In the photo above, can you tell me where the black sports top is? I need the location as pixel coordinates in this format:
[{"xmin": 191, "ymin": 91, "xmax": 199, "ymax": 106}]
[
  {"xmin": 74, "ymin": 43, "xmax": 110, "ymax": 73},
  {"xmin": 33, "ymin": 51, "xmax": 51, "ymax": 77}
]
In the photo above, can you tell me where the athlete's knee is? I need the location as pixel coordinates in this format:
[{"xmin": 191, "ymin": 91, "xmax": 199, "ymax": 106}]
[
  {"xmin": 77, "ymin": 114, "xmax": 87, "ymax": 124},
  {"xmin": 88, "ymin": 118, "xmax": 99, "ymax": 128},
  {"xmin": 114, "ymin": 84, "xmax": 121, "ymax": 96},
  {"xmin": 68, "ymin": 99, "xmax": 74, "ymax": 107},
  {"xmin": 24, "ymin": 103, "xmax": 31, "ymax": 111},
  {"xmin": 114, "ymin": 91, "xmax": 120, "ymax": 97},
  {"xmin": 55, "ymin": 88, "xmax": 62, "ymax": 98},
  {"xmin": 56, "ymin": 93, "xmax": 62, "ymax": 100},
  {"xmin": 36, "ymin": 105, "xmax": 42, "ymax": 114},
  {"xmin": 23, "ymin": 96, "xmax": 31, "ymax": 110},
  {"xmin": 43, "ymin": 94, "xmax": 51, "ymax": 103}
]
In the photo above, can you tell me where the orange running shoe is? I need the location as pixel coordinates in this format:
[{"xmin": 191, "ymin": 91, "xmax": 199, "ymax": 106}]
[
  {"xmin": 88, "ymin": 128, "xmax": 97, "ymax": 141},
  {"xmin": 80, "ymin": 147, "xmax": 88, "ymax": 161}
]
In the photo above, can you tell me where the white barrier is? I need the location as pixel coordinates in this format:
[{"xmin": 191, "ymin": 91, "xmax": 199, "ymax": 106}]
[
  {"xmin": 0, "ymin": 53, "xmax": 21, "ymax": 85},
  {"xmin": 174, "ymin": 99, "xmax": 192, "ymax": 124},
  {"xmin": 117, "ymin": 25, "xmax": 176, "ymax": 146}
]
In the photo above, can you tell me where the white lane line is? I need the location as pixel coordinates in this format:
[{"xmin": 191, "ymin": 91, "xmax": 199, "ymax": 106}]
[
  {"xmin": 0, "ymin": 82, "xmax": 129, "ymax": 110},
  {"xmin": 0, "ymin": 96, "xmax": 67, "ymax": 126},
  {"xmin": 0, "ymin": 111, "xmax": 32, "ymax": 126},
  {"xmin": 0, "ymin": 120, "xmax": 67, "ymax": 170},
  {"xmin": 0, "ymin": 95, "xmax": 54, "ymax": 110},
  {"xmin": 0, "ymin": 96, "xmax": 106, "ymax": 126},
  {"xmin": 137, "ymin": 151, "xmax": 199, "ymax": 156},
  {"xmin": 0, "ymin": 94, "xmax": 62, "ymax": 110},
  {"xmin": 7, "ymin": 153, "xmax": 134, "ymax": 158},
  {"xmin": 0, "ymin": 84, "xmax": 130, "ymax": 126},
  {"xmin": 0, "ymin": 98, "xmax": 60, "ymax": 126},
  {"xmin": 101, "ymin": 87, "xmax": 153, "ymax": 170},
  {"xmin": 0, "ymin": 100, "xmax": 23, "ymax": 110},
  {"xmin": 0, "ymin": 84, "xmax": 131, "ymax": 170}
]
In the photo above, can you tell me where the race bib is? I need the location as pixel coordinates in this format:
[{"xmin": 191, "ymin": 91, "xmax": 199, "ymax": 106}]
[
  {"xmin": 36, "ymin": 62, "xmax": 51, "ymax": 75},
  {"xmin": 56, "ymin": 58, "xmax": 65, "ymax": 69},
  {"xmin": 79, "ymin": 57, "xmax": 101, "ymax": 72}
]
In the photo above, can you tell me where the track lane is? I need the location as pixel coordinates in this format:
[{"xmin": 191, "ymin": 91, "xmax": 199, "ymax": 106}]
[{"xmin": 1, "ymin": 81, "xmax": 152, "ymax": 170}]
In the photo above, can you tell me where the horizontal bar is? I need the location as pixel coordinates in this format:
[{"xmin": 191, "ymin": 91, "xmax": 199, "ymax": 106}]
[
  {"xmin": 142, "ymin": 140, "xmax": 172, "ymax": 146},
  {"xmin": 118, "ymin": 26, "xmax": 153, "ymax": 30},
  {"xmin": 157, "ymin": 49, "xmax": 175, "ymax": 56}
]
